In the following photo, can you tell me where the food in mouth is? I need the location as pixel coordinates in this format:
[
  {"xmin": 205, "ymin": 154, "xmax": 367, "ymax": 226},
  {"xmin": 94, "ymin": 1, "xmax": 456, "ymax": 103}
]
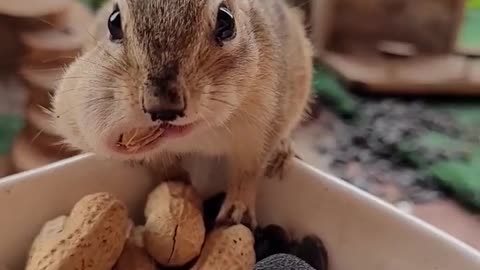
[
  {"xmin": 116, "ymin": 123, "xmax": 192, "ymax": 152},
  {"xmin": 117, "ymin": 126, "xmax": 165, "ymax": 152}
]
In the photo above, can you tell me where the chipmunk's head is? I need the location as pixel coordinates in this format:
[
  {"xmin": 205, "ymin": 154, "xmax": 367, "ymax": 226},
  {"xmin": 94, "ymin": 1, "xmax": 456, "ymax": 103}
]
[{"xmin": 53, "ymin": 0, "xmax": 261, "ymax": 160}]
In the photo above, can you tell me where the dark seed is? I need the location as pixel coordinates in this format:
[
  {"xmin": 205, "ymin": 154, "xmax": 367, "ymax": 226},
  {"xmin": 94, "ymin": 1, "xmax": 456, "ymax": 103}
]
[
  {"xmin": 254, "ymin": 225, "xmax": 291, "ymax": 262},
  {"xmin": 292, "ymin": 235, "xmax": 329, "ymax": 270}
]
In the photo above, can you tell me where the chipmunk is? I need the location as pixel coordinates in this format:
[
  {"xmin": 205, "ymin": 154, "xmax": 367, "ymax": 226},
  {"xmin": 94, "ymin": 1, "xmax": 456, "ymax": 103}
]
[{"xmin": 52, "ymin": 0, "xmax": 312, "ymax": 228}]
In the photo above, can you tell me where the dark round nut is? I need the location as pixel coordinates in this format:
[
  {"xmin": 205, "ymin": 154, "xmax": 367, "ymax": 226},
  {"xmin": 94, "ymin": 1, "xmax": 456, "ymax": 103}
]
[
  {"xmin": 292, "ymin": 235, "xmax": 329, "ymax": 270},
  {"xmin": 254, "ymin": 225, "xmax": 291, "ymax": 262}
]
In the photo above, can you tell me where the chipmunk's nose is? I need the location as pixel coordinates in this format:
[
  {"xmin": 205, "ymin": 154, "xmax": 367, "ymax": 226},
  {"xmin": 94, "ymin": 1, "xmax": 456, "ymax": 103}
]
[
  {"xmin": 142, "ymin": 92, "xmax": 185, "ymax": 121},
  {"xmin": 147, "ymin": 109, "xmax": 184, "ymax": 122},
  {"xmin": 143, "ymin": 72, "xmax": 185, "ymax": 122}
]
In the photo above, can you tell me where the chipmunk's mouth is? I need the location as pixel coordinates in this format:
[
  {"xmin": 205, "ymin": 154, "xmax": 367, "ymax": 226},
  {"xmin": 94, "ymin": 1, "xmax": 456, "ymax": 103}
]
[{"xmin": 114, "ymin": 122, "xmax": 194, "ymax": 154}]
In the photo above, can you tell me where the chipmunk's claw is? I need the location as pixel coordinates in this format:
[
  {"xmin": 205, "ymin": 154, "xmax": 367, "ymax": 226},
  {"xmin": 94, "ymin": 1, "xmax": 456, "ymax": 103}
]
[
  {"xmin": 265, "ymin": 139, "xmax": 296, "ymax": 179},
  {"xmin": 216, "ymin": 197, "xmax": 257, "ymax": 230}
]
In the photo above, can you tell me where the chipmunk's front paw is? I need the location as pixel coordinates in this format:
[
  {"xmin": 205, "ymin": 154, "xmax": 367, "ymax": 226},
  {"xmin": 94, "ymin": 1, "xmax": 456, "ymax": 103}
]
[
  {"xmin": 265, "ymin": 139, "xmax": 296, "ymax": 179},
  {"xmin": 216, "ymin": 196, "xmax": 257, "ymax": 230}
]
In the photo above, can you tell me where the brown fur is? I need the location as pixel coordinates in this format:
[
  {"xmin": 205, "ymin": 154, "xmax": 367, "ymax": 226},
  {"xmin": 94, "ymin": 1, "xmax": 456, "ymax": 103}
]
[{"xmin": 52, "ymin": 0, "xmax": 312, "ymax": 227}]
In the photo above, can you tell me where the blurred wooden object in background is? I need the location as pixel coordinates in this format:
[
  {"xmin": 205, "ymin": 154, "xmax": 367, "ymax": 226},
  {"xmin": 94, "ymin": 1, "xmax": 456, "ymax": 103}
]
[
  {"xmin": 324, "ymin": 0, "xmax": 463, "ymax": 55},
  {"xmin": 310, "ymin": 0, "xmax": 480, "ymax": 95},
  {"xmin": 0, "ymin": 16, "xmax": 23, "ymax": 74},
  {"xmin": 0, "ymin": 0, "xmax": 93, "ymax": 172}
]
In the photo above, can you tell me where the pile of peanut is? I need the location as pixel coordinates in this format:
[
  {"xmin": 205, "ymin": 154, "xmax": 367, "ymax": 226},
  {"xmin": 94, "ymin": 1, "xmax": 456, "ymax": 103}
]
[{"xmin": 25, "ymin": 182, "xmax": 255, "ymax": 270}]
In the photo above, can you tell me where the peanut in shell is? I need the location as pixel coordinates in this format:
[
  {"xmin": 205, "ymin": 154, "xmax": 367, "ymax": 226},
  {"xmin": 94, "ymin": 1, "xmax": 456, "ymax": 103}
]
[
  {"xmin": 144, "ymin": 182, "xmax": 205, "ymax": 267},
  {"xmin": 25, "ymin": 192, "xmax": 130, "ymax": 270},
  {"xmin": 114, "ymin": 226, "xmax": 156, "ymax": 270},
  {"xmin": 191, "ymin": 224, "xmax": 255, "ymax": 270}
]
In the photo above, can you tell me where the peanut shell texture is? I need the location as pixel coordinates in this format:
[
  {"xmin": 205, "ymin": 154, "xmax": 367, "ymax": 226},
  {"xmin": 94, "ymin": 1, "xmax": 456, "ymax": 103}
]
[
  {"xmin": 25, "ymin": 192, "xmax": 130, "ymax": 270},
  {"xmin": 144, "ymin": 182, "xmax": 205, "ymax": 267},
  {"xmin": 27, "ymin": 216, "xmax": 68, "ymax": 264},
  {"xmin": 114, "ymin": 226, "xmax": 156, "ymax": 270},
  {"xmin": 191, "ymin": 224, "xmax": 255, "ymax": 270}
]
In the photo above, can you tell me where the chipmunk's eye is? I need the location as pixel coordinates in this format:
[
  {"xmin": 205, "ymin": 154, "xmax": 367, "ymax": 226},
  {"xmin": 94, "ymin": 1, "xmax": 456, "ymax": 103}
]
[
  {"xmin": 214, "ymin": 4, "xmax": 235, "ymax": 45},
  {"xmin": 108, "ymin": 4, "xmax": 123, "ymax": 42}
]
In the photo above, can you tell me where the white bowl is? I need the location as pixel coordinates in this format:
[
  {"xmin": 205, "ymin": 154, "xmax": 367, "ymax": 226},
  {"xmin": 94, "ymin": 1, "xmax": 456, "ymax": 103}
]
[{"xmin": 1, "ymin": 154, "xmax": 479, "ymax": 270}]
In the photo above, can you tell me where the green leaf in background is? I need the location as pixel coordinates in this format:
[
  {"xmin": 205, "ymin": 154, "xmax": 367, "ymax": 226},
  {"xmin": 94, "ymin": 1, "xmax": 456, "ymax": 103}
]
[
  {"xmin": 397, "ymin": 132, "xmax": 473, "ymax": 167},
  {"xmin": 467, "ymin": 0, "xmax": 480, "ymax": 9},
  {"xmin": 458, "ymin": 8, "xmax": 480, "ymax": 51},
  {"xmin": 396, "ymin": 102, "xmax": 480, "ymax": 210},
  {"xmin": 312, "ymin": 65, "xmax": 358, "ymax": 117},
  {"xmin": 0, "ymin": 115, "xmax": 24, "ymax": 155},
  {"xmin": 429, "ymin": 150, "xmax": 480, "ymax": 210},
  {"xmin": 446, "ymin": 105, "xmax": 480, "ymax": 128}
]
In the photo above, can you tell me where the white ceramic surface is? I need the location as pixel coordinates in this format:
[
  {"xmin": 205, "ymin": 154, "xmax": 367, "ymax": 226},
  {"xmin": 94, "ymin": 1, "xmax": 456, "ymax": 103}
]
[{"xmin": 0, "ymin": 153, "xmax": 479, "ymax": 270}]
